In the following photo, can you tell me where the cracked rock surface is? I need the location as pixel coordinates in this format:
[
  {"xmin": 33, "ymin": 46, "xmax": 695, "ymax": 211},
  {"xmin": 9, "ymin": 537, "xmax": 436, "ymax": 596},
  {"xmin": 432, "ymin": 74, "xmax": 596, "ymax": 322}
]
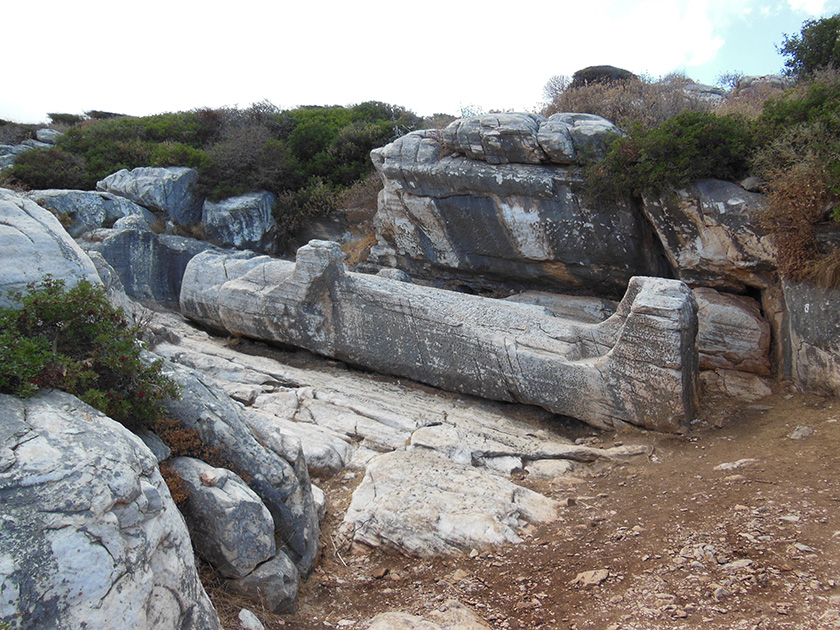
[{"xmin": 0, "ymin": 391, "xmax": 220, "ymax": 630}]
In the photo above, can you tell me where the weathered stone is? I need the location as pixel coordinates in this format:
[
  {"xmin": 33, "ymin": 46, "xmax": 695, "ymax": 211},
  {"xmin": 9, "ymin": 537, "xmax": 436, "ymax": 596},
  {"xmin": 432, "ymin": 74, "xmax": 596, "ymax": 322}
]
[
  {"xmin": 169, "ymin": 457, "xmax": 276, "ymax": 579},
  {"xmin": 97, "ymin": 166, "xmax": 202, "ymax": 225},
  {"xmin": 238, "ymin": 609, "xmax": 265, "ymax": 630},
  {"xmin": 0, "ymin": 391, "xmax": 220, "ymax": 630},
  {"xmin": 700, "ymin": 369, "xmax": 773, "ymax": 402},
  {"xmin": 369, "ymin": 600, "xmax": 492, "ymax": 630},
  {"xmin": 35, "ymin": 128, "xmax": 63, "ymax": 144},
  {"xmin": 504, "ymin": 291, "xmax": 617, "ymax": 323},
  {"xmin": 541, "ymin": 113, "xmax": 619, "ymax": 163},
  {"xmin": 783, "ymin": 279, "xmax": 840, "ymax": 396},
  {"xmin": 180, "ymin": 242, "xmax": 699, "ymax": 432},
  {"xmin": 83, "ymin": 228, "xmax": 215, "ymax": 309},
  {"xmin": 227, "ymin": 553, "xmax": 299, "ymax": 613},
  {"xmin": 201, "ymin": 191, "xmax": 276, "ymax": 252},
  {"xmin": 370, "ymin": 126, "xmax": 663, "ymax": 293},
  {"xmin": 344, "ymin": 448, "xmax": 558, "ymax": 556},
  {"xmin": 21, "ymin": 138, "xmax": 51, "ymax": 149},
  {"xmin": 442, "ymin": 113, "xmax": 548, "ymax": 164},
  {"xmin": 0, "ymin": 188, "xmax": 100, "ymax": 308},
  {"xmin": 694, "ymin": 287, "xmax": 771, "ymax": 375},
  {"xmin": 27, "ymin": 189, "xmax": 155, "ymax": 237},
  {"xmin": 139, "ymin": 430, "xmax": 171, "ymax": 463},
  {"xmin": 158, "ymin": 360, "xmax": 320, "ymax": 577},
  {"xmin": 642, "ymin": 180, "xmax": 777, "ymax": 291}
]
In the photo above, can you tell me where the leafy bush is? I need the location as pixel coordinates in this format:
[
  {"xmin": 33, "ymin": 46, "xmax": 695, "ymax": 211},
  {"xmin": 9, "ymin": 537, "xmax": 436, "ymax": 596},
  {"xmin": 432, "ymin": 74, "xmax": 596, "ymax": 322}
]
[
  {"xmin": 751, "ymin": 69, "xmax": 840, "ymax": 284},
  {"xmin": 5, "ymin": 100, "xmax": 418, "ymax": 250},
  {"xmin": 9, "ymin": 148, "xmax": 93, "ymax": 189},
  {"xmin": 585, "ymin": 111, "xmax": 754, "ymax": 200},
  {"xmin": 781, "ymin": 12, "xmax": 840, "ymax": 79},
  {"xmin": 0, "ymin": 278, "xmax": 178, "ymax": 431},
  {"xmin": 47, "ymin": 112, "xmax": 85, "ymax": 126},
  {"xmin": 570, "ymin": 65, "xmax": 637, "ymax": 89}
]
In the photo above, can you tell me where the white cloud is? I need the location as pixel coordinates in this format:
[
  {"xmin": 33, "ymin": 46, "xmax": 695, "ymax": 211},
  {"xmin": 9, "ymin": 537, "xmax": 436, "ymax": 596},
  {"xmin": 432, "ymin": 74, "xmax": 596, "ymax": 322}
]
[{"xmin": 787, "ymin": 0, "xmax": 828, "ymax": 14}]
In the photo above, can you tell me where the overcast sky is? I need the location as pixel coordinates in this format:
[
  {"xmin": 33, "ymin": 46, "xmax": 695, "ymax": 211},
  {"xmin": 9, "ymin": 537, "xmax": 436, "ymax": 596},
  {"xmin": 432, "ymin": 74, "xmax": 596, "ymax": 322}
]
[{"xmin": 3, "ymin": 0, "xmax": 839, "ymax": 124}]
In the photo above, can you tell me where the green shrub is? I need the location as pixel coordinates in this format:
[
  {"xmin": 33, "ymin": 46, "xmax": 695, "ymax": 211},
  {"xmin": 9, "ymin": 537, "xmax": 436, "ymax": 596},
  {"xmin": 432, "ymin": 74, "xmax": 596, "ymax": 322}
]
[
  {"xmin": 0, "ymin": 278, "xmax": 178, "ymax": 432},
  {"xmin": 781, "ymin": 13, "xmax": 840, "ymax": 79},
  {"xmin": 8, "ymin": 148, "xmax": 93, "ymax": 189},
  {"xmin": 47, "ymin": 112, "xmax": 85, "ymax": 126},
  {"xmin": 585, "ymin": 111, "xmax": 754, "ymax": 201},
  {"xmin": 751, "ymin": 70, "xmax": 840, "ymax": 284},
  {"xmin": 570, "ymin": 65, "xmax": 637, "ymax": 89}
]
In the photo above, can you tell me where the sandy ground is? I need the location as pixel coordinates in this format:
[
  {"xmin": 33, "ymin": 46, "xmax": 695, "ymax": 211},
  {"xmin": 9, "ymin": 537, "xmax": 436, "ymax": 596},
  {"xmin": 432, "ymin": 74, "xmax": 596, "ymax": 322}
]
[{"xmin": 203, "ymin": 373, "xmax": 840, "ymax": 630}]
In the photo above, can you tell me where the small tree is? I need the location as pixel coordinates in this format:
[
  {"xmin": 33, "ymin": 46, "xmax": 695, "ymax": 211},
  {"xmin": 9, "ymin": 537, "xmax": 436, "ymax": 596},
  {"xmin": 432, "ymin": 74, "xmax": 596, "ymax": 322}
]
[{"xmin": 781, "ymin": 13, "xmax": 840, "ymax": 79}]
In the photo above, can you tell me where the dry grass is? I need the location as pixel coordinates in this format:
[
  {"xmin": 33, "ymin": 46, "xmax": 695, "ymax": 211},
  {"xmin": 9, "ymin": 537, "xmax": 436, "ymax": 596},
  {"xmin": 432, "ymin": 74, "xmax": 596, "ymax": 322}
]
[
  {"xmin": 714, "ymin": 80, "xmax": 787, "ymax": 119},
  {"xmin": 341, "ymin": 232, "xmax": 377, "ymax": 267},
  {"xmin": 541, "ymin": 73, "xmax": 711, "ymax": 131}
]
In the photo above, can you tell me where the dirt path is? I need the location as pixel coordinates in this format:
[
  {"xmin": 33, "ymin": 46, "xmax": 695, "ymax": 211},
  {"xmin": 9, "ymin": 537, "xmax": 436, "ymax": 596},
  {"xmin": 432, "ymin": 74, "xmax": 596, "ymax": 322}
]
[{"xmin": 219, "ymin": 390, "xmax": 840, "ymax": 629}]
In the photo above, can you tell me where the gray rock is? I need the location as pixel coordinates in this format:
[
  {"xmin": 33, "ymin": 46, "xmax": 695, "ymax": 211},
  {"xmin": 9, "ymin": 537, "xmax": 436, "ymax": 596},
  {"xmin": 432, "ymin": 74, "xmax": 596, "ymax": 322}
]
[
  {"xmin": 0, "ymin": 188, "xmax": 101, "ymax": 308},
  {"xmin": 700, "ymin": 369, "xmax": 773, "ymax": 402},
  {"xmin": 370, "ymin": 127, "xmax": 662, "ymax": 293},
  {"xmin": 238, "ymin": 609, "xmax": 265, "ymax": 630},
  {"xmin": 201, "ymin": 191, "xmax": 276, "ymax": 252},
  {"xmin": 180, "ymin": 242, "xmax": 699, "ymax": 432},
  {"xmin": 97, "ymin": 166, "xmax": 203, "ymax": 226},
  {"xmin": 783, "ymin": 279, "xmax": 840, "ymax": 397},
  {"xmin": 112, "ymin": 213, "xmax": 154, "ymax": 231},
  {"xmin": 344, "ymin": 448, "xmax": 559, "ymax": 556},
  {"xmin": 21, "ymin": 138, "xmax": 51, "ymax": 149},
  {"xmin": 504, "ymin": 291, "xmax": 617, "ymax": 323},
  {"xmin": 83, "ymin": 228, "xmax": 215, "ymax": 309},
  {"xmin": 642, "ymin": 180, "xmax": 777, "ymax": 291},
  {"xmin": 227, "ymin": 553, "xmax": 299, "ymax": 613},
  {"xmin": 158, "ymin": 360, "xmax": 320, "ymax": 577},
  {"xmin": 789, "ymin": 425, "xmax": 815, "ymax": 440},
  {"xmin": 0, "ymin": 391, "xmax": 220, "ymax": 630},
  {"xmin": 377, "ymin": 267, "xmax": 412, "ymax": 282},
  {"xmin": 542, "ymin": 113, "xmax": 620, "ymax": 163},
  {"xmin": 139, "ymin": 430, "xmax": 172, "ymax": 462},
  {"xmin": 35, "ymin": 128, "xmax": 63, "ymax": 144},
  {"xmin": 442, "ymin": 113, "xmax": 548, "ymax": 164},
  {"xmin": 694, "ymin": 287, "xmax": 771, "ymax": 375},
  {"xmin": 26, "ymin": 189, "xmax": 155, "ymax": 237},
  {"xmin": 368, "ymin": 600, "xmax": 492, "ymax": 630},
  {"xmin": 169, "ymin": 457, "xmax": 276, "ymax": 579}
]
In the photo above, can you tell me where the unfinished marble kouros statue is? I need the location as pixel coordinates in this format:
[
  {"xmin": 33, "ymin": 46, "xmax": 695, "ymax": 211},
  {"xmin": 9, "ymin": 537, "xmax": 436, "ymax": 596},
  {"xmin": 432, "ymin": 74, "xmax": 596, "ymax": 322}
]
[{"xmin": 181, "ymin": 241, "xmax": 699, "ymax": 433}]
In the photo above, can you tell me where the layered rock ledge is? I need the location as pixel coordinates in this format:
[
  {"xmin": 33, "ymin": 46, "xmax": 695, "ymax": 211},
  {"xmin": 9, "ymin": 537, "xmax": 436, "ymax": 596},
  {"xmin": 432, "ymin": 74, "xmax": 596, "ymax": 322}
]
[{"xmin": 180, "ymin": 241, "xmax": 699, "ymax": 432}]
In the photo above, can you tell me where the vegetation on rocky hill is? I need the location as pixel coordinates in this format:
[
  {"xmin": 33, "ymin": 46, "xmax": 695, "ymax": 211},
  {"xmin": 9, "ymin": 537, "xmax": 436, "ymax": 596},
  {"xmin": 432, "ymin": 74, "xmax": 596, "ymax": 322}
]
[
  {"xmin": 4, "ymin": 101, "xmax": 429, "ymax": 237},
  {"xmin": 545, "ymin": 12, "xmax": 840, "ymax": 286}
]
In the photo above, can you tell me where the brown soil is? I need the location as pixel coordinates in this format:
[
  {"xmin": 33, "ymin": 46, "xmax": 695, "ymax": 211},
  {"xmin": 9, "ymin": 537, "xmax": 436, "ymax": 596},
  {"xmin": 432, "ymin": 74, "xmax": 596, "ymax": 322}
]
[{"xmin": 213, "ymin": 387, "xmax": 840, "ymax": 630}]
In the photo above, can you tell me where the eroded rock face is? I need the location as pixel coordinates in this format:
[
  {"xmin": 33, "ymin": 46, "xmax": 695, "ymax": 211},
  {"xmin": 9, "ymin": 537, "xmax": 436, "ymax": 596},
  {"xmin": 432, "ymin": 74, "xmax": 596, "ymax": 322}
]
[
  {"xmin": 97, "ymin": 166, "xmax": 203, "ymax": 226},
  {"xmin": 201, "ymin": 191, "xmax": 276, "ymax": 252},
  {"xmin": 26, "ymin": 189, "xmax": 155, "ymax": 236},
  {"xmin": 695, "ymin": 287, "xmax": 771, "ymax": 375},
  {"xmin": 0, "ymin": 391, "xmax": 220, "ymax": 630},
  {"xmin": 159, "ymin": 360, "xmax": 320, "ymax": 577},
  {"xmin": 344, "ymin": 448, "xmax": 559, "ymax": 557},
  {"xmin": 370, "ymin": 122, "xmax": 663, "ymax": 294},
  {"xmin": 783, "ymin": 280, "xmax": 840, "ymax": 396},
  {"xmin": 169, "ymin": 457, "xmax": 276, "ymax": 579},
  {"xmin": 0, "ymin": 188, "xmax": 101, "ymax": 307},
  {"xmin": 82, "ymin": 228, "xmax": 215, "ymax": 309},
  {"xmin": 180, "ymin": 241, "xmax": 699, "ymax": 432},
  {"xmin": 642, "ymin": 180, "xmax": 777, "ymax": 291}
]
